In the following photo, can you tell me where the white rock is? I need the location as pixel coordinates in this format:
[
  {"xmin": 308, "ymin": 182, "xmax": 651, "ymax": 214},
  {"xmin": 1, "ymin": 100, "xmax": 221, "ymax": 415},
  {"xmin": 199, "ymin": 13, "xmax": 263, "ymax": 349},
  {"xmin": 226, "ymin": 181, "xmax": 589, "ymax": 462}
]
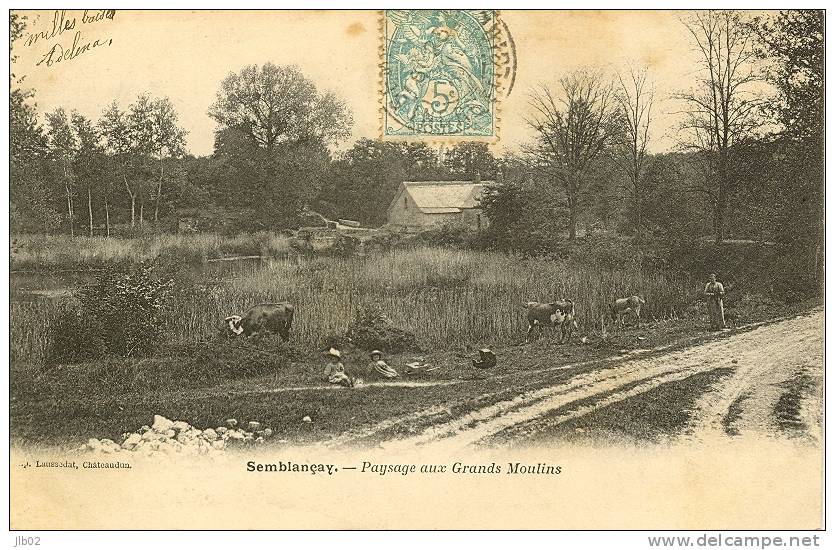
[
  {"xmin": 226, "ymin": 419, "xmax": 238, "ymax": 428},
  {"xmin": 302, "ymin": 416, "xmax": 312, "ymax": 423},
  {"xmin": 152, "ymin": 415, "xmax": 174, "ymax": 433},
  {"xmin": 247, "ymin": 421, "xmax": 261, "ymax": 432},
  {"xmin": 122, "ymin": 433, "xmax": 142, "ymax": 449},
  {"xmin": 202, "ymin": 428, "xmax": 218, "ymax": 441},
  {"xmin": 226, "ymin": 430, "xmax": 245, "ymax": 440},
  {"xmin": 164, "ymin": 429, "xmax": 176, "ymax": 438},
  {"xmin": 211, "ymin": 440, "xmax": 225, "ymax": 450},
  {"xmin": 262, "ymin": 428, "xmax": 273, "ymax": 438},
  {"xmin": 216, "ymin": 427, "xmax": 228, "ymax": 434},
  {"xmin": 172, "ymin": 421, "xmax": 191, "ymax": 432},
  {"xmin": 256, "ymin": 437, "xmax": 265, "ymax": 443}
]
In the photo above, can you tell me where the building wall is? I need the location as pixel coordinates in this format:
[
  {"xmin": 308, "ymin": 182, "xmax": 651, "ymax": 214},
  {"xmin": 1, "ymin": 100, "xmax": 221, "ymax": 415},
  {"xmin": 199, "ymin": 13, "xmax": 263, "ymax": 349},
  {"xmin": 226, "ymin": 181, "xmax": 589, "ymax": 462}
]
[
  {"xmin": 461, "ymin": 208, "xmax": 488, "ymax": 230},
  {"xmin": 387, "ymin": 188, "xmax": 487, "ymax": 229},
  {"xmin": 387, "ymin": 189, "xmax": 439, "ymax": 227}
]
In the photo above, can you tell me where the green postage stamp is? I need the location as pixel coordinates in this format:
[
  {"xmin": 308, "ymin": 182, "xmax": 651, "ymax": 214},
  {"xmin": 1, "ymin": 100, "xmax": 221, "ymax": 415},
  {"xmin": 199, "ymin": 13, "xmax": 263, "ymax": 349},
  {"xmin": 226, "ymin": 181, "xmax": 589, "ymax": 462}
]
[{"xmin": 382, "ymin": 9, "xmax": 508, "ymax": 141}]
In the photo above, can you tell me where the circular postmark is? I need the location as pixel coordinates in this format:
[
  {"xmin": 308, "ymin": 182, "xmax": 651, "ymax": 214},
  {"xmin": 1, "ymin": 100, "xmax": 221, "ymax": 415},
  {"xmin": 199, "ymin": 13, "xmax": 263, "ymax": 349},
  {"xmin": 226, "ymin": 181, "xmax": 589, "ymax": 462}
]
[{"xmin": 497, "ymin": 16, "xmax": 518, "ymax": 98}]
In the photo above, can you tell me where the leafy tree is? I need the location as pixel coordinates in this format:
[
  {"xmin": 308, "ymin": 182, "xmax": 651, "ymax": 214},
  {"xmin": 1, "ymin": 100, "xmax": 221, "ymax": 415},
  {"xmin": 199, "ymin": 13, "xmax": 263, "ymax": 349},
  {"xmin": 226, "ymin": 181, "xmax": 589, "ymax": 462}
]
[
  {"xmin": 148, "ymin": 97, "xmax": 187, "ymax": 222},
  {"xmin": 752, "ymin": 10, "xmax": 823, "ymax": 277},
  {"xmin": 71, "ymin": 112, "xmax": 108, "ymax": 236},
  {"xmin": 45, "ymin": 108, "xmax": 77, "ymax": 236},
  {"xmin": 752, "ymin": 10, "xmax": 823, "ymax": 144},
  {"xmin": 99, "ymin": 101, "xmax": 138, "ymax": 227},
  {"xmin": 480, "ymin": 153, "xmax": 567, "ymax": 252},
  {"xmin": 209, "ymin": 63, "xmax": 352, "ymax": 150},
  {"xmin": 641, "ymin": 152, "xmax": 710, "ymax": 243},
  {"xmin": 10, "ymin": 13, "xmax": 61, "ymax": 233},
  {"xmin": 208, "ymin": 63, "xmax": 351, "ymax": 228},
  {"xmin": 443, "ymin": 142, "xmax": 498, "ymax": 181},
  {"xmin": 318, "ymin": 139, "xmax": 447, "ymax": 226}
]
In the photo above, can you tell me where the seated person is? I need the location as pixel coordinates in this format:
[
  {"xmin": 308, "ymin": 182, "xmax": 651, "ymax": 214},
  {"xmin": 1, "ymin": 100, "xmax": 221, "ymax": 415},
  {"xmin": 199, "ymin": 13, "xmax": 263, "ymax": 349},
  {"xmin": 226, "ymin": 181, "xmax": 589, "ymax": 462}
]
[
  {"xmin": 324, "ymin": 348, "xmax": 353, "ymax": 387},
  {"xmin": 369, "ymin": 350, "xmax": 398, "ymax": 379}
]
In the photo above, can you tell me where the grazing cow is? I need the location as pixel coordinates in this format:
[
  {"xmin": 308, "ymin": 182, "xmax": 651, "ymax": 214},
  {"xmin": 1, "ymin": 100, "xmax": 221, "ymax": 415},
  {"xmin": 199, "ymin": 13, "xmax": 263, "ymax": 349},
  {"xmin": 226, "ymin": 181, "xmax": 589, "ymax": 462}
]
[
  {"xmin": 224, "ymin": 302, "xmax": 294, "ymax": 341},
  {"xmin": 610, "ymin": 295, "xmax": 646, "ymax": 328},
  {"xmin": 524, "ymin": 299, "xmax": 577, "ymax": 344}
]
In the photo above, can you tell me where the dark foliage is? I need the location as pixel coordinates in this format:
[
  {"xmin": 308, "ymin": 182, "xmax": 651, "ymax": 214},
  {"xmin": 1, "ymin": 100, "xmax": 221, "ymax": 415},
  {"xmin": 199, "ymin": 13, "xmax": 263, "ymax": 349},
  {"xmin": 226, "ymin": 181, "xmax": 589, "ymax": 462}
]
[
  {"xmin": 45, "ymin": 263, "xmax": 174, "ymax": 365},
  {"xmin": 345, "ymin": 304, "xmax": 419, "ymax": 354}
]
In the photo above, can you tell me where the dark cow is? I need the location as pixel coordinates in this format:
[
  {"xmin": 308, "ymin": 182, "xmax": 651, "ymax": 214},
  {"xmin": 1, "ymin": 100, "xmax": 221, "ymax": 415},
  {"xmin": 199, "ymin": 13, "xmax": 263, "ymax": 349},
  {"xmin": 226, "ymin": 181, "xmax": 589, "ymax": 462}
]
[
  {"xmin": 224, "ymin": 302, "xmax": 294, "ymax": 341},
  {"xmin": 610, "ymin": 295, "xmax": 645, "ymax": 328},
  {"xmin": 524, "ymin": 299, "xmax": 577, "ymax": 344}
]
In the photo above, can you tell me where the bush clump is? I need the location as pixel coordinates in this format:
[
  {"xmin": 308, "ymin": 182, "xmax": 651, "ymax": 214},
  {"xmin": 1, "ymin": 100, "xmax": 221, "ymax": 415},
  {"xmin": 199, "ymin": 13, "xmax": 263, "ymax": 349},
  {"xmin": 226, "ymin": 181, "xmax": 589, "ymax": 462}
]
[
  {"xmin": 345, "ymin": 304, "xmax": 419, "ymax": 353},
  {"xmin": 45, "ymin": 263, "xmax": 174, "ymax": 365}
]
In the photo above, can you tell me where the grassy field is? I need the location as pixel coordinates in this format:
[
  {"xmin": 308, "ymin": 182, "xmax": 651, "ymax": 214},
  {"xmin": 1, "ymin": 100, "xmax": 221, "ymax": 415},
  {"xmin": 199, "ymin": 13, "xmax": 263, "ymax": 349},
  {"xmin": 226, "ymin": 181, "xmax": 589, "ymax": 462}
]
[
  {"xmin": 13, "ymin": 240, "xmax": 814, "ymax": 448},
  {"xmin": 11, "ymin": 305, "xmax": 818, "ymax": 448},
  {"xmin": 10, "ymin": 232, "xmax": 292, "ymax": 270},
  {"xmin": 11, "ymin": 246, "xmax": 699, "ymax": 364}
]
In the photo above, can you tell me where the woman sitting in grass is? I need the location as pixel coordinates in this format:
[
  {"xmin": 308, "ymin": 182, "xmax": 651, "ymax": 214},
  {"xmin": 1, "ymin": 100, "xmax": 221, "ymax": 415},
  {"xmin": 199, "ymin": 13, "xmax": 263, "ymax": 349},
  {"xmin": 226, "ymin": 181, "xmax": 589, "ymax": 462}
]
[
  {"xmin": 369, "ymin": 350, "xmax": 398, "ymax": 379},
  {"xmin": 324, "ymin": 348, "xmax": 354, "ymax": 387}
]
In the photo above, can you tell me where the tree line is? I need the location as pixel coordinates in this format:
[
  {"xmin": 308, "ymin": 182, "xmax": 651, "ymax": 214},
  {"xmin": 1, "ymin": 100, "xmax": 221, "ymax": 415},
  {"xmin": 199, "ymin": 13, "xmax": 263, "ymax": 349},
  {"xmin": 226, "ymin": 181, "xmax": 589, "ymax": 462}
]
[
  {"xmin": 10, "ymin": 10, "xmax": 823, "ymax": 270},
  {"xmin": 482, "ymin": 10, "xmax": 822, "ymax": 268}
]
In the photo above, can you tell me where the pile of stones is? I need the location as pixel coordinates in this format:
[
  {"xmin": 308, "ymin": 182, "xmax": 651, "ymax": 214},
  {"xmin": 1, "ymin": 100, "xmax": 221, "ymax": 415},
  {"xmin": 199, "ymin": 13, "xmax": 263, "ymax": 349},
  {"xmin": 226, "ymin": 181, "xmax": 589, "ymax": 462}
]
[{"xmin": 79, "ymin": 415, "xmax": 274, "ymax": 456}]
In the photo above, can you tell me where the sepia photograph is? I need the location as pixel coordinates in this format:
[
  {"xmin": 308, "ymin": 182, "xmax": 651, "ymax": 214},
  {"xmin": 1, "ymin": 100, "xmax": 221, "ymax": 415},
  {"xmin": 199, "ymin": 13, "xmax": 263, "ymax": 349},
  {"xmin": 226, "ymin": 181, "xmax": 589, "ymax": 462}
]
[{"xmin": 7, "ymin": 7, "xmax": 826, "ymax": 536}]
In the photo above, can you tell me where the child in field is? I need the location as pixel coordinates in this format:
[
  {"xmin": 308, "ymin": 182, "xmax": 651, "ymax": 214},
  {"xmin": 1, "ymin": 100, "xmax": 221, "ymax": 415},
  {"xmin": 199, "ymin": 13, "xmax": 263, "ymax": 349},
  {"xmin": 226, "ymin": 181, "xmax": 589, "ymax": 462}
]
[
  {"xmin": 324, "ymin": 348, "xmax": 354, "ymax": 387},
  {"xmin": 369, "ymin": 350, "xmax": 398, "ymax": 379}
]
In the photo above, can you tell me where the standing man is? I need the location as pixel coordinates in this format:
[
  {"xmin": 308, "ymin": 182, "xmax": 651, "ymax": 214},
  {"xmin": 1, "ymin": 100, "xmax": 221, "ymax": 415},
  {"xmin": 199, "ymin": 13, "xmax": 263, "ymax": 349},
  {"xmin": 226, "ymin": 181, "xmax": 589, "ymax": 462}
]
[{"xmin": 704, "ymin": 273, "xmax": 726, "ymax": 330}]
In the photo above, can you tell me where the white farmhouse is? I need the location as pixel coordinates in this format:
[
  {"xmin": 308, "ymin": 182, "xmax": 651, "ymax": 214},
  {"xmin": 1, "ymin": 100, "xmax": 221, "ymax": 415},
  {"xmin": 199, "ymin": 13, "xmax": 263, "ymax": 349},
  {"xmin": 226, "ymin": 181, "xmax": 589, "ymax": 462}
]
[{"xmin": 386, "ymin": 181, "xmax": 491, "ymax": 229}]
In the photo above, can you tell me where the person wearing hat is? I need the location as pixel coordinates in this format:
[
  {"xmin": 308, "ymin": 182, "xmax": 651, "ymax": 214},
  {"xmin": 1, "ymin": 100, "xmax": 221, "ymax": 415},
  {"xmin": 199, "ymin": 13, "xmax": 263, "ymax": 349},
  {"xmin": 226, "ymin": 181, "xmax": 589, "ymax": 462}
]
[
  {"xmin": 324, "ymin": 348, "xmax": 353, "ymax": 387},
  {"xmin": 369, "ymin": 350, "xmax": 398, "ymax": 379}
]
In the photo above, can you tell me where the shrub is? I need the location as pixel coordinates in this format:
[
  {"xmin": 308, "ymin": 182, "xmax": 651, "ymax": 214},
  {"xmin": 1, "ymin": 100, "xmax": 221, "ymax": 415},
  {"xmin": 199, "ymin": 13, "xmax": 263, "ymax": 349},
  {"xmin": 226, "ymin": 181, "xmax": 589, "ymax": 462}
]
[
  {"xmin": 329, "ymin": 233, "xmax": 361, "ymax": 257},
  {"xmin": 45, "ymin": 263, "xmax": 174, "ymax": 364},
  {"xmin": 171, "ymin": 334, "xmax": 297, "ymax": 380},
  {"xmin": 415, "ymin": 221, "xmax": 481, "ymax": 249},
  {"xmin": 345, "ymin": 304, "xmax": 419, "ymax": 353}
]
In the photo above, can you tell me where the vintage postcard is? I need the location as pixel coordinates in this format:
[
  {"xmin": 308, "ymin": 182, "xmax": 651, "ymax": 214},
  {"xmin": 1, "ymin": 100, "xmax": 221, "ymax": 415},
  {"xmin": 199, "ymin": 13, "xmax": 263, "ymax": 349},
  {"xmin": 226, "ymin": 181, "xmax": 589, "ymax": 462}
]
[{"xmin": 7, "ymin": 8, "xmax": 826, "ymax": 537}]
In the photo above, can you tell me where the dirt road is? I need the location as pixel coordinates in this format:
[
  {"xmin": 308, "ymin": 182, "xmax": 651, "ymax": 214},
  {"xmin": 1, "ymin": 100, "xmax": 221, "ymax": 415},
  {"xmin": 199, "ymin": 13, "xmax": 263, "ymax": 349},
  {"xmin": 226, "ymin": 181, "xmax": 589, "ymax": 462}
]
[{"xmin": 328, "ymin": 309, "xmax": 823, "ymax": 450}]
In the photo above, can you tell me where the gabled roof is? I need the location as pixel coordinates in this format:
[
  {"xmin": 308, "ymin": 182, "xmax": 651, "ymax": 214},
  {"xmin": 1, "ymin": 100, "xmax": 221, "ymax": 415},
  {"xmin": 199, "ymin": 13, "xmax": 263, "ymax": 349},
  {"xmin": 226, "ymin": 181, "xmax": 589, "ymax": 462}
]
[{"xmin": 395, "ymin": 181, "xmax": 491, "ymax": 214}]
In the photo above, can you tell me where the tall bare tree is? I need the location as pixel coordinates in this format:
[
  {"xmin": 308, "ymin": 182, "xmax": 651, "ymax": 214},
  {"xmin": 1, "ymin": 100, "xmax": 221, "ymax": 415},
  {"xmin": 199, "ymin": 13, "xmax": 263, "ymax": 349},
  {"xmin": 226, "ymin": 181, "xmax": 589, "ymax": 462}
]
[
  {"xmin": 612, "ymin": 65, "xmax": 654, "ymax": 238},
  {"xmin": 525, "ymin": 68, "xmax": 616, "ymax": 240},
  {"xmin": 677, "ymin": 10, "xmax": 764, "ymax": 244}
]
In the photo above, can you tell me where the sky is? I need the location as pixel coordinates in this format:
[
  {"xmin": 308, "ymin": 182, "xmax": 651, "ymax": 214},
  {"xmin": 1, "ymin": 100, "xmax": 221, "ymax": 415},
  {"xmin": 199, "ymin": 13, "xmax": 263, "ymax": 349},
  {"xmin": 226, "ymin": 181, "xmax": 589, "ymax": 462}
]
[{"xmin": 12, "ymin": 9, "xmax": 752, "ymax": 157}]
